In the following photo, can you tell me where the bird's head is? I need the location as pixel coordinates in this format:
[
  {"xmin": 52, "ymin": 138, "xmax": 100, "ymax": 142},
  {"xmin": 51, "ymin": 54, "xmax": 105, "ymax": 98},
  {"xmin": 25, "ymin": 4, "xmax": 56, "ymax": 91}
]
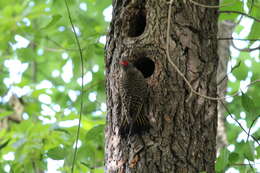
[
  {"xmin": 119, "ymin": 59, "xmax": 136, "ymax": 72},
  {"xmin": 119, "ymin": 60, "xmax": 129, "ymax": 67}
]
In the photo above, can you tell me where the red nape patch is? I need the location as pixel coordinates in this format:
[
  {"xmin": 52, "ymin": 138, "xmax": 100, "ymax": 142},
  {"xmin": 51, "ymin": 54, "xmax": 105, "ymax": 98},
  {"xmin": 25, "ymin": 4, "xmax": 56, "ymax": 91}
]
[{"xmin": 119, "ymin": 60, "xmax": 129, "ymax": 66}]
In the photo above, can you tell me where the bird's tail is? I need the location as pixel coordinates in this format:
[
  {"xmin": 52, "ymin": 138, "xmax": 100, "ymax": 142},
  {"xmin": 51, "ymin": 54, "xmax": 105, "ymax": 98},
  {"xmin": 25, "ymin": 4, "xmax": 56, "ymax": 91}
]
[{"xmin": 119, "ymin": 114, "xmax": 150, "ymax": 137}]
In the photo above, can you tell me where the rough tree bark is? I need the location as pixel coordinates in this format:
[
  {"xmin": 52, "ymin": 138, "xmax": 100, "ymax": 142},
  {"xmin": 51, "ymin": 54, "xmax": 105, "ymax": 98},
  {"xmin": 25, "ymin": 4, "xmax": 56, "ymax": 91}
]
[{"xmin": 105, "ymin": 0, "xmax": 219, "ymax": 172}]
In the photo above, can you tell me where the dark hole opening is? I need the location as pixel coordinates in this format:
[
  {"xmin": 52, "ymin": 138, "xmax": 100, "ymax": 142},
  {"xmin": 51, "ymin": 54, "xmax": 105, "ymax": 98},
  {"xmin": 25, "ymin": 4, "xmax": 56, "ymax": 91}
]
[
  {"xmin": 134, "ymin": 57, "xmax": 155, "ymax": 78},
  {"xmin": 128, "ymin": 10, "xmax": 146, "ymax": 37}
]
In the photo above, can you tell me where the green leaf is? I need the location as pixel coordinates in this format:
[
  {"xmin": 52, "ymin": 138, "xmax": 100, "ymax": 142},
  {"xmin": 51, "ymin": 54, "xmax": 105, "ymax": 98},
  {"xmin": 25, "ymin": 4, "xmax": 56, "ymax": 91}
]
[
  {"xmin": 32, "ymin": 89, "xmax": 46, "ymax": 98},
  {"xmin": 234, "ymin": 25, "xmax": 244, "ymax": 35},
  {"xmin": 13, "ymin": 138, "xmax": 26, "ymax": 148},
  {"xmin": 241, "ymin": 93, "xmax": 255, "ymax": 112},
  {"xmin": 47, "ymin": 146, "xmax": 66, "ymax": 160},
  {"xmin": 227, "ymin": 80, "xmax": 240, "ymax": 95},
  {"xmin": 237, "ymin": 141, "xmax": 255, "ymax": 161},
  {"xmin": 0, "ymin": 0, "xmax": 108, "ymax": 171},
  {"xmin": 248, "ymin": 0, "xmax": 260, "ymax": 18},
  {"xmin": 215, "ymin": 148, "xmax": 230, "ymax": 172},
  {"xmin": 0, "ymin": 139, "xmax": 10, "ymax": 150},
  {"xmin": 232, "ymin": 59, "xmax": 248, "ymax": 80},
  {"xmin": 247, "ymin": 0, "xmax": 260, "ymax": 45},
  {"xmin": 53, "ymin": 128, "xmax": 71, "ymax": 135},
  {"xmin": 228, "ymin": 152, "xmax": 239, "ymax": 164},
  {"xmin": 226, "ymin": 124, "xmax": 241, "ymax": 143},
  {"xmin": 85, "ymin": 124, "xmax": 105, "ymax": 141},
  {"xmin": 243, "ymin": 142, "xmax": 255, "ymax": 161},
  {"xmin": 219, "ymin": 0, "xmax": 243, "ymax": 21},
  {"xmin": 247, "ymin": 22, "xmax": 260, "ymax": 45},
  {"xmin": 256, "ymin": 146, "xmax": 260, "ymax": 158},
  {"xmin": 81, "ymin": 161, "xmax": 92, "ymax": 169},
  {"xmin": 16, "ymin": 48, "xmax": 36, "ymax": 61},
  {"xmin": 41, "ymin": 14, "xmax": 62, "ymax": 29},
  {"xmin": 241, "ymin": 93, "xmax": 257, "ymax": 118},
  {"xmin": 0, "ymin": 111, "xmax": 12, "ymax": 119}
]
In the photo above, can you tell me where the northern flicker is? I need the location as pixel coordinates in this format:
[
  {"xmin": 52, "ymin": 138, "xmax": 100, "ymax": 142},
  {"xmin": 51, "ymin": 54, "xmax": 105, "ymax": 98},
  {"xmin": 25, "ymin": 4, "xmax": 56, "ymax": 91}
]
[{"xmin": 119, "ymin": 59, "xmax": 150, "ymax": 136}]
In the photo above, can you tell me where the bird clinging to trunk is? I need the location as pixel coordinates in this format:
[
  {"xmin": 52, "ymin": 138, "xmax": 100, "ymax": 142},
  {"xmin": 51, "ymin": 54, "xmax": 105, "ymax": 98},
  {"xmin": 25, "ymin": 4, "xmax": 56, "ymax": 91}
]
[{"xmin": 119, "ymin": 58, "xmax": 150, "ymax": 137}]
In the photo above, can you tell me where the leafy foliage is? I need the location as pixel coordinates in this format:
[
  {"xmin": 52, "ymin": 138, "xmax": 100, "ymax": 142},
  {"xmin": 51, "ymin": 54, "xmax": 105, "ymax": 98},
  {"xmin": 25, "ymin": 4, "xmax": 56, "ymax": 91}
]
[
  {"xmin": 0, "ymin": 0, "xmax": 259, "ymax": 172},
  {"xmin": 217, "ymin": 0, "xmax": 260, "ymax": 172},
  {"xmin": 0, "ymin": 0, "xmax": 109, "ymax": 172}
]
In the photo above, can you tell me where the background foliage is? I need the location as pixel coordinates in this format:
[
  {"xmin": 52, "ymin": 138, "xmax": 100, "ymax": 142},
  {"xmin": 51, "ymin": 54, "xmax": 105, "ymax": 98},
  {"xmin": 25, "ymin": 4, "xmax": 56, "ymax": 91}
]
[{"xmin": 0, "ymin": 0, "xmax": 259, "ymax": 172}]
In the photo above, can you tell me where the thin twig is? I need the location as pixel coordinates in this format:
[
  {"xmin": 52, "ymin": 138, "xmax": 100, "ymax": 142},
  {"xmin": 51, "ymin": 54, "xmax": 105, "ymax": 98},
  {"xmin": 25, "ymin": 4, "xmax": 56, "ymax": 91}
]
[
  {"xmin": 64, "ymin": 0, "xmax": 85, "ymax": 172},
  {"xmin": 217, "ymin": 37, "xmax": 260, "ymax": 41},
  {"xmin": 248, "ymin": 79, "xmax": 260, "ymax": 86},
  {"xmin": 232, "ymin": 41, "xmax": 260, "ymax": 52},
  {"xmin": 45, "ymin": 36, "xmax": 80, "ymax": 51},
  {"xmin": 229, "ymin": 0, "xmax": 260, "ymax": 52},
  {"xmin": 45, "ymin": 36, "xmax": 91, "ymax": 51},
  {"xmin": 189, "ymin": 0, "xmax": 234, "ymax": 8},
  {"xmin": 245, "ymin": 157, "xmax": 256, "ymax": 173},
  {"xmin": 233, "ymin": 162, "xmax": 260, "ymax": 166},
  {"xmin": 247, "ymin": 116, "xmax": 259, "ymax": 142},
  {"xmin": 233, "ymin": 0, "xmax": 245, "ymax": 26},
  {"xmin": 220, "ymin": 100, "xmax": 260, "ymax": 146},
  {"xmin": 248, "ymin": 0, "xmax": 255, "ymax": 15},
  {"xmin": 84, "ymin": 80, "xmax": 105, "ymax": 92},
  {"xmin": 30, "ymin": 42, "xmax": 65, "ymax": 52},
  {"xmin": 219, "ymin": 11, "xmax": 260, "ymax": 22},
  {"xmin": 217, "ymin": 61, "xmax": 241, "ymax": 86}
]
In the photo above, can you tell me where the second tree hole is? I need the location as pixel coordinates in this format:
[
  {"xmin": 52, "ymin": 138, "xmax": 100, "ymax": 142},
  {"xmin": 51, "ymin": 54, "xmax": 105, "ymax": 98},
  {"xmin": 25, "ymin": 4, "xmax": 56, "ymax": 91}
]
[
  {"xmin": 134, "ymin": 57, "xmax": 155, "ymax": 78},
  {"xmin": 128, "ymin": 10, "xmax": 146, "ymax": 37}
]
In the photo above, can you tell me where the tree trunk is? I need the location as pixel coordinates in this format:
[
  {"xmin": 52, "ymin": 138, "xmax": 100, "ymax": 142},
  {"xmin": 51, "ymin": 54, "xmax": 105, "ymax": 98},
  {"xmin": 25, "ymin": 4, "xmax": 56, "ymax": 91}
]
[
  {"xmin": 216, "ymin": 21, "xmax": 236, "ymax": 151},
  {"xmin": 105, "ymin": 0, "xmax": 219, "ymax": 172}
]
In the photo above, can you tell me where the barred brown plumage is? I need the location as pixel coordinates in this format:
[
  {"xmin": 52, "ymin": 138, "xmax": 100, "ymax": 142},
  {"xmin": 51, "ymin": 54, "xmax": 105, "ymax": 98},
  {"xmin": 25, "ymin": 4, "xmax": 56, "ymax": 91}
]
[{"xmin": 119, "ymin": 59, "xmax": 150, "ymax": 137}]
